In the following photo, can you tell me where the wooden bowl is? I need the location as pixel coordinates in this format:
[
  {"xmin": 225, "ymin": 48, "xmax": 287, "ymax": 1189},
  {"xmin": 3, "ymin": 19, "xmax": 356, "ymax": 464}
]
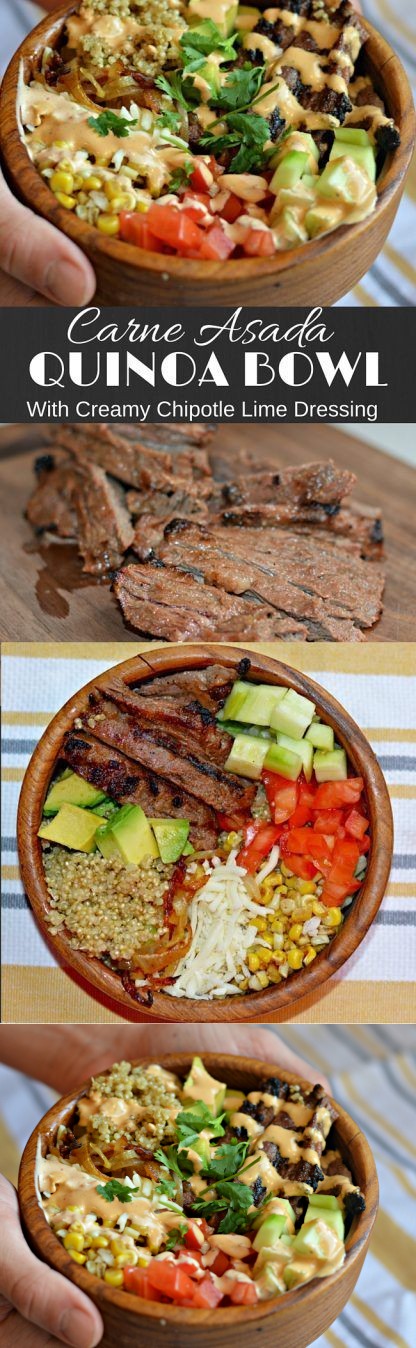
[
  {"xmin": 1, "ymin": 5, "xmax": 414, "ymax": 306},
  {"xmin": 17, "ymin": 643, "xmax": 393, "ymax": 1021},
  {"xmin": 18, "ymin": 1051, "xmax": 379, "ymax": 1348}
]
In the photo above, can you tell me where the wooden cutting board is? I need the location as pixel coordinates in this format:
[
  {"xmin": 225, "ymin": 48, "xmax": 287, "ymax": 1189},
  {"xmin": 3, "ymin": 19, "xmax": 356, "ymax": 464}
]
[{"xmin": 0, "ymin": 423, "xmax": 414, "ymax": 641}]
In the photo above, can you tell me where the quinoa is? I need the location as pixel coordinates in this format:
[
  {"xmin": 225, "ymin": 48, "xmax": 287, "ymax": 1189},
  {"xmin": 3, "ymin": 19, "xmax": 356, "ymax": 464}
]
[
  {"xmin": 84, "ymin": 1061, "xmax": 181, "ymax": 1149},
  {"xmin": 43, "ymin": 846, "xmax": 171, "ymax": 962},
  {"xmin": 76, "ymin": 0, "xmax": 186, "ymax": 76}
]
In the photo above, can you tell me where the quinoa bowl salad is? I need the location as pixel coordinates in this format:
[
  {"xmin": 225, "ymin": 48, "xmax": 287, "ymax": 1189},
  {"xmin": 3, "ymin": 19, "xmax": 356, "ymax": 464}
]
[
  {"xmin": 19, "ymin": 1053, "xmax": 377, "ymax": 1342},
  {"xmin": 13, "ymin": 0, "xmax": 406, "ymax": 264},
  {"xmin": 17, "ymin": 646, "xmax": 393, "ymax": 1020}
]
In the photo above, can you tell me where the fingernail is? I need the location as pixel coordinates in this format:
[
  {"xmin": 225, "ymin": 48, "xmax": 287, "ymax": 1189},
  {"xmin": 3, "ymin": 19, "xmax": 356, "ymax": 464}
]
[
  {"xmin": 44, "ymin": 259, "xmax": 93, "ymax": 306},
  {"xmin": 59, "ymin": 1307, "xmax": 101, "ymax": 1348}
]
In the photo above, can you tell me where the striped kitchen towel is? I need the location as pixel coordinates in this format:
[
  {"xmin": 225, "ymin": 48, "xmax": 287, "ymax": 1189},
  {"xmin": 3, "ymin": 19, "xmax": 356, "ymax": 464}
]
[
  {"xmin": 0, "ymin": 0, "xmax": 414, "ymax": 305},
  {"xmin": 0, "ymin": 1026, "xmax": 415, "ymax": 1347},
  {"xmin": 2, "ymin": 642, "xmax": 415, "ymax": 1025}
]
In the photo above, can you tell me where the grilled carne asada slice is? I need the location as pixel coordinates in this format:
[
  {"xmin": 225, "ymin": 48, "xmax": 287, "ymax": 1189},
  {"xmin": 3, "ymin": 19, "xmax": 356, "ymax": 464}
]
[
  {"xmin": 62, "ymin": 731, "xmax": 218, "ymax": 848},
  {"xmin": 26, "ymin": 454, "xmax": 77, "ymax": 538},
  {"xmin": 70, "ymin": 461, "xmax": 134, "ymax": 576},
  {"xmin": 216, "ymin": 460, "xmax": 356, "ymax": 510},
  {"xmin": 79, "ymin": 697, "xmax": 256, "ymax": 813},
  {"xmin": 134, "ymin": 665, "xmax": 236, "ymax": 710},
  {"xmin": 55, "ymin": 425, "xmax": 213, "ymax": 493},
  {"xmin": 114, "ymin": 562, "xmax": 308, "ymax": 641},
  {"xmin": 102, "ymin": 679, "xmax": 233, "ymax": 765}
]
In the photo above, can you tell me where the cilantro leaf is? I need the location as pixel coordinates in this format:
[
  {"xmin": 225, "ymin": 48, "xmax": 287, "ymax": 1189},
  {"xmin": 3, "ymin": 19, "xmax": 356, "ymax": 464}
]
[
  {"xmin": 200, "ymin": 111, "xmax": 272, "ymax": 173},
  {"xmin": 156, "ymin": 109, "xmax": 183, "ymax": 133},
  {"xmin": 155, "ymin": 71, "xmax": 194, "ymax": 110},
  {"xmin": 180, "ymin": 20, "xmax": 238, "ymax": 66},
  {"xmin": 96, "ymin": 1179, "xmax": 138, "ymax": 1204},
  {"xmin": 87, "ymin": 110, "xmax": 137, "ymax": 139},
  {"xmin": 168, "ymin": 161, "xmax": 194, "ymax": 194},
  {"xmin": 154, "ymin": 1145, "xmax": 193, "ymax": 1177},
  {"xmin": 210, "ymin": 65, "xmax": 265, "ymax": 113},
  {"xmin": 155, "ymin": 1173, "xmax": 178, "ymax": 1200},
  {"xmin": 165, "ymin": 1223, "xmax": 188, "ymax": 1251},
  {"xmin": 192, "ymin": 1179, "xmax": 255, "ymax": 1234},
  {"xmin": 200, "ymin": 1140, "xmax": 249, "ymax": 1183},
  {"xmin": 175, "ymin": 1106, "xmax": 226, "ymax": 1149}
]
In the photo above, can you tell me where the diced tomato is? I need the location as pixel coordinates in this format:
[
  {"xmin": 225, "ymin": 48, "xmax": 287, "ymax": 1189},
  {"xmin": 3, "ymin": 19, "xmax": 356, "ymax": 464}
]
[
  {"xmin": 190, "ymin": 157, "xmax": 215, "ymax": 191},
  {"xmin": 237, "ymin": 820, "xmax": 281, "ymax": 874},
  {"xmin": 298, "ymin": 777, "xmax": 318, "ymax": 808},
  {"xmin": 313, "ymin": 809, "xmax": 345, "ymax": 835},
  {"xmin": 199, "ymin": 223, "xmax": 236, "ymax": 260},
  {"xmin": 289, "ymin": 803, "xmax": 314, "ymax": 827},
  {"xmin": 344, "ymin": 808, "xmax": 369, "ymax": 840},
  {"xmin": 220, "ymin": 191, "xmax": 245, "ymax": 223},
  {"xmin": 228, "ymin": 1280, "xmax": 258, "ymax": 1306},
  {"xmin": 242, "ymin": 228, "xmax": 275, "ymax": 257},
  {"xmin": 190, "ymin": 1274, "xmax": 224, "ymax": 1308},
  {"xmin": 123, "ymin": 1267, "xmax": 164, "ymax": 1301},
  {"xmin": 262, "ymin": 771, "xmax": 299, "ymax": 824},
  {"xmin": 321, "ymin": 838, "xmax": 361, "ymax": 906},
  {"xmin": 209, "ymin": 1250, "xmax": 231, "ymax": 1276},
  {"xmin": 178, "ymin": 1254, "xmax": 204, "ymax": 1276},
  {"xmin": 119, "ymin": 211, "xmax": 165, "ymax": 252},
  {"xmin": 184, "ymin": 1220, "xmax": 206, "ymax": 1251},
  {"xmin": 182, "ymin": 190, "xmax": 212, "ymax": 222},
  {"xmin": 359, "ymin": 833, "xmax": 371, "ymax": 853},
  {"xmin": 284, "ymin": 827, "xmax": 334, "ymax": 859},
  {"xmin": 279, "ymin": 840, "xmax": 316, "ymax": 881},
  {"xmin": 313, "ymin": 778, "xmax": 364, "ymax": 809},
  {"xmin": 146, "ymin": 1260, "xmax": 197, "ymax": 1303},
  {"xmin": 145, "ymin": 203, "xmax": 204, "ymax": 254}
]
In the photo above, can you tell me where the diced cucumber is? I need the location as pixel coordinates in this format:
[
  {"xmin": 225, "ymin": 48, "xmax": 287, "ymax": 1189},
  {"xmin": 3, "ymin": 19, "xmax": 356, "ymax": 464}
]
[
  {"xmin": 334, "ymin": 126, "xmax": 372, "ymax": 146},
  {"xmin": 317, "ymin": 155, "xmax": 376, "ymax": 205},
  {"xmin": 220, "ymin": 720, "xmax": 273, "ymax": 740},
  {"xmin": 270, "ymin": 151, "xmax": 309, "ymax": 194},
  {"xmin": 218, "ymin": 680, "xmax": 250, "ymax": 721},
  {"xmin": 313, "ymin": 748, "xmax": 347, "ymax": 782},
  {"xmin": 329, "ymin": 139, "xmax": 377, "ymax": 182},
  {"xmin": 270, "ymin": 131, "xmax": 319, "ymax": 169},
  {"xmin": 263, "ymin": 742, "xmax": 303, "ymax": 782},
  {"xmin": 293, "ymin": 1217, "xmax": 343, "ymax": 1259},
  {"xmin": 253, "ymin": 1213, "xmax": 288, "ymax": 1251},
  {"xmin": 253, "ymin": 1198, "xmax": 296, "ymax": 1229},
  {"xmin": 276, "ymin": 732, "xmax": 314, "ymax": 783},
  {"xmin": 225, "ymin": 734, "xmax": 268, "ymax": 779},
  {"xmin": 304, "ymin": 1204, "xmax": 344, "ymax": 1242},
  {"xmin": 305, "ymin": 202, "xmax": 344, "ymax": 237},
  {"xmin": 270, "ymin": 688, "xmax": 315, "ymax": 740},
  {"xmin": 236, "ymin": 682, "xmax": 286, "ymax": 725},
  {"xmin": 305, "ymin": 722, "xmax": 334, "ymax": 752},
  {"xmin": 307, "ymin": 1195, "xmax": 341, "ymax": 1212}
]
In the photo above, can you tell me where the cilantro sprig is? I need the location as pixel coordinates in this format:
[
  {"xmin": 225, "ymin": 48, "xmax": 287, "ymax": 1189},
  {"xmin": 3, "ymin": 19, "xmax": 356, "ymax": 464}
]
[
  {"xmin": 165, "ymin": 1223, "xmax": 188, "ymax": 1251},
  {"xmin": 87, "ymin": 110, "xmax": 137, "ymax": 139},
  {"xmin": 179, "ymin": 20, "xmax": 238, "ymax": 75},
  {"xmin": 200, "ymin": 111, "xmax": 272, "ymax": 173},
  {"xmin": 200, "ymin": 1138, "xmax": 250, "ymax": 1183},
  {"xmin": 210, "ymin": 64, "xmax": 265, "ymax": 113},
  {"xmin": 175, "ymin": 1105, "xmax": 226, "ymax": 1150},
  {"xmin": 191, "ymin": 1179, "xmax": 256, "ymax": 1235},
  {"xmin": 96, "ymin": 1179, "xmax": 139, "ymax": 1204}
]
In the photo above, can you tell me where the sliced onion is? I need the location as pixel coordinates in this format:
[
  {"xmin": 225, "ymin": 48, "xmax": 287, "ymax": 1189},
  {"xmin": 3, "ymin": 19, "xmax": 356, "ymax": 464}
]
[{"xmin": 257, "ymin": 844, "xmax": 280, "ymax": 886}]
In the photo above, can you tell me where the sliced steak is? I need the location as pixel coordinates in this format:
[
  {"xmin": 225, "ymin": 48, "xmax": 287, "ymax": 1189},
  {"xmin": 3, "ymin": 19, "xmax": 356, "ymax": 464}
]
[
  {"xmin": 80, "ymin": 698, "xmax": 256, "ymax": 813},
  {"xmin": 71, "ymin": 462, "xmax": 134, "ymax": 576},
  {"xmin": 215, "ymin": 461, "xmax": 356, "ymax": 510},
  {"xmin": 26, "ymin": 454, "xmax": 77, "ymax": 538},
  {"xmin": 102, "ymin": 678, "xmax": 233, "ymax": 764},
  {"xmin": 114, "ymin": 562, "xmax": 308, "ymax": 641},
  {"xmin": 62, "ymin": 731, "xmax": 218, "ymax": 848},
  {"xmin": 133, "ymin": 665, "xmax": 236, "ymax": 710},
  {"xmin": 56, "ymin": 425, "xmax": 214, "ymax": 494}
]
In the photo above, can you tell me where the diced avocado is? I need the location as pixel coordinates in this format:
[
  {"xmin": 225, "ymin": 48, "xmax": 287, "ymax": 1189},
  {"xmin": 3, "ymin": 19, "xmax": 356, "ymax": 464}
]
[
  {"xmin": 225, "ymin": 734, "xmax": 268, "ymax": 780},
  {"xmin": 276, "ymin": 732, "xmax": 313, "ymax": 783},
  {"xmin": 235, "ymin": 5, "xmax": 260, "ymax": 31},
  {"xmin": 305, "ymin": 202, "xmax": 345, "ymax": 238},
  {"xmin": 283, "ymin": 1257, "xmax": 317, "ymax": 1289},
  {"xmin": 253, "ymin": 1213, "xmax": 288, "ymax": 1251},
  {"xmin": 304, "ymin": 1203, "xmax": 344, "ymax": 1242},
  {"xmin": 194, "ymin": 57, "xmax": 222, "ymax": 98},
  {"xmin": 189, "ymin": 1133, "xmax": 212, "ymax": 1167},
  {"xmin": 334, "ymin": 126, "xmax": 372, "ymax": 147},
  {"xmin": 270, "ymin": 688, "xmax": 315, "ymax": 741},
  {"xmin": 224, "ymin": 1089, "xmax": 245, "ymax": 1113},
  {"xmin": 270, "ymin": 151, "xmax": 310, "ymax": 194},
  {"xmin": 293, "ymin": 1217, "xmax": 343, "ymax": 1261},
  {"xmin": 93, "ymin": 798, "xmax": 118, "ymax": 819},
  {"xmin": 263, "ymin": 741, "xmax": 303, "ymax": 782},
  {"xmin": 43, "ymin": 770, "xmax": 107, "ymax": 816},
  {"xmin": 307, "ymin": 1194, "xmax": 341, "ymax": 1212},
  {"xmin": 149, "ymin": 818, "xmax": 190, "ymax": 863},
  {"xmin": 38, "ymin": 802, "xmax": 104, "ymax": 853},
  {"xmin": 329, "ymin": 139, "xmax": 377, "ymax": 182},
  {"xmin": 96, "ymin": 804, "xmax": 159, "ymax": 865},
  {"xmin": 235, "ymin": 683, "xmax": 286, "ymax": 726},
  {"xmin": 188, "ymin": 0, "xmax": 238, "ymax": 36},
  {"xmin": 305, "ymin": 722, "xmax": 334, "ymax": 752},
  {"xmin": 313, "ymin": 748, "xmax": 347, "ymax": 783},
  {"xmin": 218, "ymin": 680, "xmax": 250, "ymax": 722},
  {"xmin": 182, "ymin": 841, "xmax": 195, "ymax": 856},
  {"xmin": 183, "ymin": 1056, "xmax": 226, "ymax": 1117}
]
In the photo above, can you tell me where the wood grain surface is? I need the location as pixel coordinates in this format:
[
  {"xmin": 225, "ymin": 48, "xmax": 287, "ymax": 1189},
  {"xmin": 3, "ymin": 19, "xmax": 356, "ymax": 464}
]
[
  {"xmin": 0, "ymin": 7, "xmax": 414, "ymax": 307},
  {"xmin": 17, "ymin": 644, "xmax": 393, "ymax": 1023},
  {"xmin": 0, "ymin": 423, "xmax": 414, "ymax": 641},
  {"xmin": 18, "ymin": 1053, "xmax": 379, "ymax": 1348}
]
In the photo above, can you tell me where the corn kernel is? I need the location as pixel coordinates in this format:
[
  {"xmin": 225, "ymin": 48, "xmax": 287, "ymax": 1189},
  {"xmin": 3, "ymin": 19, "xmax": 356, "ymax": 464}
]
[
  {"xmin": 270, "ymin": 918, "xmax": 284, "ymax": 933},
  {"xmin": 137, "ymin": 1253, "xmax": 151, "ymax": 1267},
  {"xmin": 55, "ymin": 140, "xmax": 69, "ymax": 149},
  {"xmin": 63, "ymin": 1232, "xmax": 85, "ymax": 1252},
  {"xmin": 84, "ymin": 174, "xmax": 103, "ymax": 191},
  {"xmin": 67, "ymin": 1206, "xmax": 82, "ymax": 1214},
  {"xmin": 288, "ymin": 923, "xmax": 302, "ymax": 941},
  {"xmin": 73, "ymin": 175, "xmax": 84, "ymax": 190},
  {"xmin": 312, "ymin": 901, "xmax": 326, "ymax": 917},
  {"xmin": 104, "ymin": 1270, "xmax": 124, "ymax": 1287},
  {"xmin": 55, "ymin": 192, "xmax": 77, "ymax": 209},
  {"xmin": 91, "ymin": 1235, "xmax": 110, "ymax": 1248},
  {"xmin": 253, "ymin": 916, "xmax": 267, "ymax": 931},
  {"xmin": 248, "ymin": 952, "xmax": 260, "ymax": 972},
  {"xmin": 259, "ymin": 948, "xmax": 274, "ymax": 966},
  {"xmin": 108, "ymin": 195, "xmax": 131, "ymax": 213},
  {"xmin": 287, "ymin": 949, "xmax": 303, "ymax": 970},
  {"xmin": 68, "ymin": 1250, "xmax": 87, "ymax": 1265},
  {"xmin": 103, "ymin": 1219, "xmax": 115, "ymax": 1228},
  {"xmin": 268, "ymin": 966, "xmax": 282, "ymax": 984},
  {"xmin": 323, "ymin": 907, "xmax": 343, "ymax": 927},
  {"xmin": 97, "ymin": 213, "xmax": 120, "ymax": 235},
  {"xmin": 271, "ymin": 948, "xmax": 284, "ymax": 963},
  {"xmin": 115, "ymin": 1253, "xmax": 136, "ymax": 1268},
  {"xmin": 69, "ymin": 1222, "xmax": 85, "ymax": 1234},
  {"xmin": 110, "ymin": 1239, "xmax": 128, "ymax": 1257},
  {"xmin": 135, "ymin": 199, "xmax": 150, "ymax": 214},
  {"xmin": 303, "ymin": 946, "xmax": 317, "ymax": 965},
  {"xmin": 256, "ymin": 970, "xmax": 269, "ymax": 988}
]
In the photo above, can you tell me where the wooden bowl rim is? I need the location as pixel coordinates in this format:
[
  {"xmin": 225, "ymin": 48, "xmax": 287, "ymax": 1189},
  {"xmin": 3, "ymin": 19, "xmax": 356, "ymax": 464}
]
[
  {"xmin": 1, "ymin": 4, "xmax": 415, "ymax": 286},
  {"xmin": 17, "ymin": 643, "xmax": 393, "ymax": 1022},
  {"xmin": 18, "ymin": 1051, "xmax": 379, "ymax": 1328}
]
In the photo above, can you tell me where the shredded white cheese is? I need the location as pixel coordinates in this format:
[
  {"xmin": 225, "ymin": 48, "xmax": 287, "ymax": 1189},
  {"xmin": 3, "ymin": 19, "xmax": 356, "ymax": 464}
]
[{"xmin": 166, "ymin": 854, "xmax": 263, "ymax": 1000}]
